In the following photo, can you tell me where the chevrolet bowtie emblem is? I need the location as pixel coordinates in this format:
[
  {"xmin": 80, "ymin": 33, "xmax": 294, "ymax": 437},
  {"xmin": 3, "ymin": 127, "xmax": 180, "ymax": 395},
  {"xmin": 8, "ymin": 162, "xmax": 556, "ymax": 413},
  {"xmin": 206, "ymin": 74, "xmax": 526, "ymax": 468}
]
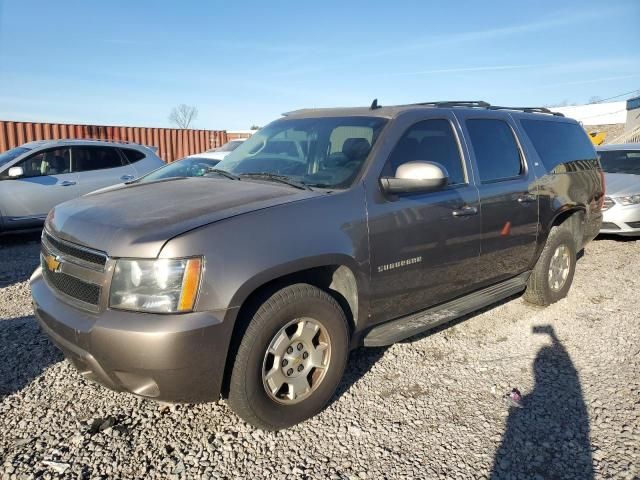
[{"xmin": 45, "ymin": 254, "xmax": 61, "ymax": 273}]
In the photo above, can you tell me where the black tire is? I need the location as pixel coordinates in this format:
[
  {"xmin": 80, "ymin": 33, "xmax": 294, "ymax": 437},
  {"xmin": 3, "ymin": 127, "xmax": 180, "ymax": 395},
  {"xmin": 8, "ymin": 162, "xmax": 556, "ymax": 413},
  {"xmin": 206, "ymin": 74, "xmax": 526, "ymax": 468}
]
[
  {"xmin": 524, "ymin": 226, "xmax": 577, "ymax": 306},
  {"xmin": 228, "ymin": 283, "xmax": 349, "ymax": 430}
]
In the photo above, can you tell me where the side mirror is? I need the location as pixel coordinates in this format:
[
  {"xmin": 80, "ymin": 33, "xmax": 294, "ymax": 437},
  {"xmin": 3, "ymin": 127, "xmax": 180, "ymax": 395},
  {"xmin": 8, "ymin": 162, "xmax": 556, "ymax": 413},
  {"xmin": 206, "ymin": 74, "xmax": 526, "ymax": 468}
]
[
  {"xmin": 7, "ymin": 166, "xmax": 24, "ymax": 178},
  {"xmin": 380, "ymin": 161, "xmax": 449, "ymax": 194}
]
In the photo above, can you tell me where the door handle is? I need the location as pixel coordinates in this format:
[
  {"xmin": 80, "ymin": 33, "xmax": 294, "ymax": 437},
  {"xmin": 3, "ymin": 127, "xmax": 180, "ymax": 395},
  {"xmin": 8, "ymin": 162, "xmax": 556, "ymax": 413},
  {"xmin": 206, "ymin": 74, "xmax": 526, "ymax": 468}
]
[
  {"xmin": 452, "ymin": 205, "xmax": 478, "ymax": 217},
  {"xmin": 517, "ymin": 194, "xmax": 536, "ymax": 203},
  {"xmin": 59, "ymin": 181, "xmax": 76, "ymax": 186},
  {"xmin": 121, "ymin": 175, "xmax": 135, "ymax": 181}
]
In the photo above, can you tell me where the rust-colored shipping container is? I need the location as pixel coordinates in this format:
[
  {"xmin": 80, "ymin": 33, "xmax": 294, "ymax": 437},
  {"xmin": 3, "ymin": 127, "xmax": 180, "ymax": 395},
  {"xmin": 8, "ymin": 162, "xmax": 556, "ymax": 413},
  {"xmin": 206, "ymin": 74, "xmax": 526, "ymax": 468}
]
[{"xmin": 0, "ymin": 120, "xmax": 228, "ymax": 163}]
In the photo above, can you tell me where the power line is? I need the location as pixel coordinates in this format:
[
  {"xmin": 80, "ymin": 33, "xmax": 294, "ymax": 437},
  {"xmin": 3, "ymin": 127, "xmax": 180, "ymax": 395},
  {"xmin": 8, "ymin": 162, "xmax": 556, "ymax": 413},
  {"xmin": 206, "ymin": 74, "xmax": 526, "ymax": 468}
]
[{"xmin": 590, "ymin": 88, "xmax": 640, "ymax": 104}]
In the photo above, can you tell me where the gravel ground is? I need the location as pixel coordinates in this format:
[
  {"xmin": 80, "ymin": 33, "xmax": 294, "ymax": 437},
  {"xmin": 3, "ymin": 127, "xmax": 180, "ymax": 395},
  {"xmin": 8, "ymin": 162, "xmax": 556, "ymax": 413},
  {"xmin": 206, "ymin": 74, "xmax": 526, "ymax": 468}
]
[{"xmin": 0, "ymin": 233, "xmax": 638, "ymax": 479}]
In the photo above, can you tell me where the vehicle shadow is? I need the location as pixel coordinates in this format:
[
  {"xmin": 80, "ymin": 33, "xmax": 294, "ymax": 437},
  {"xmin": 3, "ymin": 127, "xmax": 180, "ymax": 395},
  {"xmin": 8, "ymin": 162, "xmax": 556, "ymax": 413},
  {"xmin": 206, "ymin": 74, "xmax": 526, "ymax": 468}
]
[
  {"xmin": 328, "ymin": 294, "xmax": 521, "ymax": 409},
  {"xmin": 595, "ymin": 233, "xmax": 638, "ymax": 242},
  {"xmin": 329, "ymin": 345, "xmax": 388, "ymax": 407},
  {"xmin": 490, "ymin": 325, "xmax": 593, "ymax": 479},
  {"xmin": 0, "ymin": 315, "xmax": 63, "ymax": 400},
  {"xmin": 0, "ymin": 231, "xmax": 41, "ymax": 288}
]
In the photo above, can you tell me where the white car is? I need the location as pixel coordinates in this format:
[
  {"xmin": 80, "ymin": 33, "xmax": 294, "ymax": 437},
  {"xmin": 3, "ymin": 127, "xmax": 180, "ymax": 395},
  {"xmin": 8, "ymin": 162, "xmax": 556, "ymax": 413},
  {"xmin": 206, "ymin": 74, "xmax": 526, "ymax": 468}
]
[
  {"xmin": 196, "ymin": 139, "xmax": 247, "ymax": 161},
  {"xmin": 598, "ymin": 143, "xmax": 640, "ymax": 236}
]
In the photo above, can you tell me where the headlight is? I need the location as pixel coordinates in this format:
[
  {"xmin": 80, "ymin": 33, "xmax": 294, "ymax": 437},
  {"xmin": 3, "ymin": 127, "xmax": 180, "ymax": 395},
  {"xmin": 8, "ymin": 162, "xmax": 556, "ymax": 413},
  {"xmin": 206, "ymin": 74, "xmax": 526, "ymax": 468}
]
[
  {"xmin": 614, "ymin": 194, "xmax": 640, "ymax": 206},
  {"xmin": 110, "ymin": 257, "xmax": 203, "ymax": 313}
]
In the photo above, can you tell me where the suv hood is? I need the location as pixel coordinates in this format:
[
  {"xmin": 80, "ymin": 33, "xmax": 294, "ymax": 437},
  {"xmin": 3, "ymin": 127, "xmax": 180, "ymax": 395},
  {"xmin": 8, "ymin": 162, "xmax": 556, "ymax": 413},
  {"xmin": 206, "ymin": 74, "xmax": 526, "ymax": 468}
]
[
  {"xmin": 48, "ymin": 177, "xmax": 318, "ymax": 257},
  {"xmin": 604, "ymin": 172, "xmax": 640, "ymax": 196}
]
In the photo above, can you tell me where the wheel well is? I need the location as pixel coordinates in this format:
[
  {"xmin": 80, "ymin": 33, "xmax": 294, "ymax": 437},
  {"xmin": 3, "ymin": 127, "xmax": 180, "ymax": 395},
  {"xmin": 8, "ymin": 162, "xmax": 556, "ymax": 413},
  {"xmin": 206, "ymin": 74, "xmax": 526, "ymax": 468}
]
[
  {"xmin": 220, "ymin": 265, "xmax": 358, "ymax": 397},
  {"xmin": 551, "ymin": 209, "xmax": 585, "ymax": 250}
]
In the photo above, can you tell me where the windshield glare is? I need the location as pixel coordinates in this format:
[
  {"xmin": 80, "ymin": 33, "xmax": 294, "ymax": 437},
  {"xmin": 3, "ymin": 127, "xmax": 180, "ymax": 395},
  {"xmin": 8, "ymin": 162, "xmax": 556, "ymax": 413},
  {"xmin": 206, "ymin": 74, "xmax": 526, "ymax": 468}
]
[
  {"xmin": 215, "ymin": 116, "xmax": 387, "ymax": 189},
  {"xmin": 599, "ymin": 150, "xmax": 640, "ymax": 175},
  {"xmin": 139, "ymin": 157, "xmax": 220, "ymax": 182},
  {"xmin": 0, "ymin": 146, "xmax": 30, "ymax": 167},
  {"xmin": 216, "ymin": 140, "xmax": 244, "ymax": 152}
]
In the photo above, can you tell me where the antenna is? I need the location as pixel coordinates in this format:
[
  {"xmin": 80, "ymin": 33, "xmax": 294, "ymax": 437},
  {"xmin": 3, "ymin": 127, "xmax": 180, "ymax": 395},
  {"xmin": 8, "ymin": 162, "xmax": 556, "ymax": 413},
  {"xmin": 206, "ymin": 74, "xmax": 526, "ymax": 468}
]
[{"xmin": 370, "ymin": 98, "xmax": 380, "ymax": 110}]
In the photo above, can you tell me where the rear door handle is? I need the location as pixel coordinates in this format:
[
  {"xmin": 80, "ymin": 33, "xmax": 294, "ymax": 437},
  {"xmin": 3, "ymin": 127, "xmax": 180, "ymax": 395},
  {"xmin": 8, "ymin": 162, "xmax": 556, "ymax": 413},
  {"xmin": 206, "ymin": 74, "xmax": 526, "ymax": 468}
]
[
  {"xmin": 517, "ymin": 194, "xmax": 536, "ymax": 203},
  {"xmin": 59, "ymin": 181, "xmax": 76, "ymax": 186},
  {"xmin": 121, "ymin": 175, "xmax": 135, "ymax": 181},
  {"xmin": 452, "ymin": 205, "xmax": 478, "ymax": 217}
]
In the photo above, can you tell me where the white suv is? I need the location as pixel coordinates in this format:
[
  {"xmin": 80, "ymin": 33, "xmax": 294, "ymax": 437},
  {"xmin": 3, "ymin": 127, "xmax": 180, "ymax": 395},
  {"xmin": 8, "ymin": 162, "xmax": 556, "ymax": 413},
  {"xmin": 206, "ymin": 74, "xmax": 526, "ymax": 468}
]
[{"xmin": 0, "ymin": 139, "xmax": 164, "ymax": 233}]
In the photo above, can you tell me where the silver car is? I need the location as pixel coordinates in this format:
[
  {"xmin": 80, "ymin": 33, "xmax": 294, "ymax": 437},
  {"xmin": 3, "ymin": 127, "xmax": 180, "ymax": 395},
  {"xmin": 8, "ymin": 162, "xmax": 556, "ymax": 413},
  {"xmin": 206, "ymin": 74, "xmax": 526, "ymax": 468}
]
[
  {"xmin": 0, "ymin": 139, "xmax": 164, "ymax": 233},
  {"xmin": 598, "ymin": 143, "xmax": 640, "ymax": 236}
]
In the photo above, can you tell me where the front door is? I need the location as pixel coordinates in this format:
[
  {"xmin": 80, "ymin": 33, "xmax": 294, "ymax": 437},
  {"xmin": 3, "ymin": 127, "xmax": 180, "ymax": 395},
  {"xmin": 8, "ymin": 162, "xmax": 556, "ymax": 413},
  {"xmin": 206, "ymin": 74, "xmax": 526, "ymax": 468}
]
[
  {"xmin": 456, "ymin": 113, "xmax": 539, "ymax": 285},
  {"xmin": 367, "ymin": 116, "xmax": 481, "ymax": 324},
  {"xmin": 0, "ymin": 147, "xmax": 78, "ymax": 228}
]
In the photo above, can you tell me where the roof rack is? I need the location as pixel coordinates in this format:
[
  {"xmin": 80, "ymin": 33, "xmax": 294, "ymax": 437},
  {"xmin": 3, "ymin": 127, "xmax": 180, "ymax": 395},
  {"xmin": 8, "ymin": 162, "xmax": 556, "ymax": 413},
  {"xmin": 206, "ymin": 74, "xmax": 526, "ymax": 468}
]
[
  {"xmin": 66, "ymin": 138, "xmax": 135, "ymax": 144},
  {"xmin": 409, "ymin": 100, "xmax": 491, "ymax": 108},
  {"xmin": 488, "ymin": 106, "xmax": 564, "ymax": 117}
]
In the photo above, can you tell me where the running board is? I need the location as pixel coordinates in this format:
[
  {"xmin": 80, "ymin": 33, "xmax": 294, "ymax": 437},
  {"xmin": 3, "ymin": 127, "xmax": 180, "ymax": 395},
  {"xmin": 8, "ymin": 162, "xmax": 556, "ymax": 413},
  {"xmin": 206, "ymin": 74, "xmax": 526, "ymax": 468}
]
[{"xmin": 363, "ymin": 272, "xmax": 530, "ymax": 347}]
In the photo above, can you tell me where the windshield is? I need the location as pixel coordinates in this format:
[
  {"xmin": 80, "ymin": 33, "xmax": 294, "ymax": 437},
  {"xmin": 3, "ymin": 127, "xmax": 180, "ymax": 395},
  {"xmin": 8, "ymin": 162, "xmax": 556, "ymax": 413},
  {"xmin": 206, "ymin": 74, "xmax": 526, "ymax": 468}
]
[
  {"xmin": 214, "ymin": 140, "xmax": 245, "ymax": 153},
  {"xmin": 138, "ymin": 157, "xmax": 221, "ymax": 182},
  {"xmin": 599, "ymin": 150, "xmax": 640, "ymax": 175},
  {"xmin": 216, "ymin": 116, "xmax": 387, "ymax": 189},
  {"xmin": 0, "ymin": 146, "xmax": 30, "ymax": 167}
]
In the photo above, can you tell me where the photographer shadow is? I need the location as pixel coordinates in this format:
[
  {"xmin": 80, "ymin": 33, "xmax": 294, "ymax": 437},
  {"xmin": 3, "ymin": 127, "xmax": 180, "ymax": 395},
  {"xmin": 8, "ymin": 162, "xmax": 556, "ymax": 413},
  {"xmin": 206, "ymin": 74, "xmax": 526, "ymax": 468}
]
[{"xmin": 490, "ymin": 325, "xmax": 593, "ymax": 479}]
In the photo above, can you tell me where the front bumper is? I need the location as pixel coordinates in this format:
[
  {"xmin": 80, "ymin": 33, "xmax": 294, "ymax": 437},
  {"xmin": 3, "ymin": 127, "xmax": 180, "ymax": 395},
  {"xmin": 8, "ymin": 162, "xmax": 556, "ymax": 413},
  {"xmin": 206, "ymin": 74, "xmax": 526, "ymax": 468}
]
[
  {"xmin": 31, "ymin": 267, "xmax": 236, "ymax": 403},
  {"xmin": 601, "ymin": 204, "xmax": 640, "ymax": 236}
]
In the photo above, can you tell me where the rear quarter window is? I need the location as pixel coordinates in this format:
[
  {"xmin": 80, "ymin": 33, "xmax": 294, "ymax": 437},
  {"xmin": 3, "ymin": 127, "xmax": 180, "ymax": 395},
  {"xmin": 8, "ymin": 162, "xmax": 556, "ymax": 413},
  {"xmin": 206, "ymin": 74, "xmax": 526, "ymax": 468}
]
[
  {"xmin": 520, "ymin": 120, "xmax": 596, "ymax": 171},
  {"xmin": 121, "ymin": 148, "xmax": 146, "ymax": 163}
]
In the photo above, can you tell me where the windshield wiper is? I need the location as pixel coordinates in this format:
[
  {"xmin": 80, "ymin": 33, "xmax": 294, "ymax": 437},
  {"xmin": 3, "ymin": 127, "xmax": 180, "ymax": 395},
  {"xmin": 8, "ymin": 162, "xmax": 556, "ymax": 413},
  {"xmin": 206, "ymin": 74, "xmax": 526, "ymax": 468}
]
[
  {"xmin": 239, "ymin": 172, "xmax": 312, "ymax": 190},
  {"xmin": 205, "ymin": 168, "xmax": 241, "ymax": 180}
]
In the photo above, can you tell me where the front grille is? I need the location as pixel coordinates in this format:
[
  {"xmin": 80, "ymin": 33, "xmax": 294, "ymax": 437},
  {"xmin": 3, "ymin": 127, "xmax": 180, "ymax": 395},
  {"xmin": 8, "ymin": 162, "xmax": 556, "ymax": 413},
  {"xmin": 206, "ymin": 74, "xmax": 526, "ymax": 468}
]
[
  {"xmin": 43, "ymin": 230, "xmax": 107, "ymax": 267},
  {"xmin": 601, "ymin": 222, "xmax": 620, "ymax": 230},
  {"xmin": 41, "ymin": 255, "xmax": 101, "ymax": 305},
  {"xmin": 602, "ymin": 197, "xmax": 615, "ymax": 211},
  {"xmin": 626, "ymin": 221, "xmax": 640, "ymax": 229}
]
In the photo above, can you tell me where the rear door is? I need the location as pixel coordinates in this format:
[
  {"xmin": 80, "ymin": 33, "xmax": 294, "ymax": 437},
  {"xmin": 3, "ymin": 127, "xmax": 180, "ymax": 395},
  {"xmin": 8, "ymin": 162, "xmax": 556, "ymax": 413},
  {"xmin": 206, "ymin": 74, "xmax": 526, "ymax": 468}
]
[
  {"xmin": 0, "ymin": 147, "xmax": 78, "ymax": 227},
  {"xmin": 455, "ymin": 112, "xmax": 539, "ymax": 286},
  {"xmin": 72, "ymin": 146, "xmax": 137, "ymax": 194}
]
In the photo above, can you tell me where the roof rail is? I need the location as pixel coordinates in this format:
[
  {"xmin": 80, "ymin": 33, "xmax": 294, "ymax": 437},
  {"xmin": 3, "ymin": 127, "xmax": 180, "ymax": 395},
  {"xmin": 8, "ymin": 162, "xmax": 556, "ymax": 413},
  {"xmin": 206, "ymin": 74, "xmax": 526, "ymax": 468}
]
[
  {"xmin": 66, "ymin": 138, "xmax": 135, "ymax": 144},
  {"xmin": 408, "ymin": 100, "xmax": 491, "ymax": 108},
  {"xmin": 488, "ymin": 106, "xmax": 565, "ymax": 117}
]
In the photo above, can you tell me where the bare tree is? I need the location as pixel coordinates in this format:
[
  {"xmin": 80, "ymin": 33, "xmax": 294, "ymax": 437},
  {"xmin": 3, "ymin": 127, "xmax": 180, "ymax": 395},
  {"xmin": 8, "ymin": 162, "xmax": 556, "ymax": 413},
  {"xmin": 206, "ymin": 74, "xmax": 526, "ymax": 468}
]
[{"xmin": 169, "ymin": 104, "xmax": 198, "ymax": 129}]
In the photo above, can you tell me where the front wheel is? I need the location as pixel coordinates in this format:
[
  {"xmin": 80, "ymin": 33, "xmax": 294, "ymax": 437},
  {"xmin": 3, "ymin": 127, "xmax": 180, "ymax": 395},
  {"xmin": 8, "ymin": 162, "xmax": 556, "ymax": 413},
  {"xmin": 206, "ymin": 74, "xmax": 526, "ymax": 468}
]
[
  {"xmin": 228, "ymin": 284, "xmax": 349, "ymax": 430},
  {"xmin": 524, "ymin": 226, "xmax": 577, "ymax": 306}
]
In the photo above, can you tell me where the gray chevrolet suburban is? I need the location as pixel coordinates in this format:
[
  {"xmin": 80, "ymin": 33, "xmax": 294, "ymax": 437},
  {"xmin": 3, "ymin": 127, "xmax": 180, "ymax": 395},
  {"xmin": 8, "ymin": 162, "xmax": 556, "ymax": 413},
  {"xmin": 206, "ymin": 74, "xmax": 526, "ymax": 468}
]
[{"xmin": 31, "ymin": 101, "xmax": 604, "ymax": 429}]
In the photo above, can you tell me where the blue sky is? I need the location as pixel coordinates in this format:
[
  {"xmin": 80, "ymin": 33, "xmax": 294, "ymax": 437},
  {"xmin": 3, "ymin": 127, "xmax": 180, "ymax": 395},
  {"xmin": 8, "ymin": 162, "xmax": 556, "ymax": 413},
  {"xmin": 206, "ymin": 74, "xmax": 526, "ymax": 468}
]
[{"xmin": 0, "ymin": 0, "xmax": 638, "ymax": 130}]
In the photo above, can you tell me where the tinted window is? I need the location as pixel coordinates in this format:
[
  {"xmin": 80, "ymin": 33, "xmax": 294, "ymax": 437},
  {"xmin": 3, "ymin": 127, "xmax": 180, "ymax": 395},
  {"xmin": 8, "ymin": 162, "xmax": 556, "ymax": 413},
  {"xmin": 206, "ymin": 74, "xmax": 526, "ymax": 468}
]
[
  {"xmin": 0, "ymin": 146, "xmax": 30, "ymax": 167},
  {"xmin": 520, "ymin": 120, "xmax": 596, "ymax": 171},
  {"xmin": 385, "ymin": 119, "xmax": 465, "ymax": 185},
  {"xmin": 17, "ymin": 148, "xmax": 71, "ymax": 177},
  {"xmin": 598, "ymin": 150, "xmax": 640, "ymax": 175},
  {"xmin": 467, "ymin": 119, "xmax": 522, "ymax": 182},
  {"xmin": 216, "ymin": 116, "xmax": 387, "ymax": 189},
  {"xmin": 121, "ymin": 148, "xmax": 145, "ymax": 163},
  {"xmin": 73, "ymin": 147, "xmax": 124, "ymax": 172}
]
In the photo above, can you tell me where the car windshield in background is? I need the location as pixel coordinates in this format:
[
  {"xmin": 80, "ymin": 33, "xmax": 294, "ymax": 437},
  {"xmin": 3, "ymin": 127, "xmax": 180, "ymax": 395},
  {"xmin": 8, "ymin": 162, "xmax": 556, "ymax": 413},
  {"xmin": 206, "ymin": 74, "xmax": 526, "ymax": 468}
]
[
  {"xmin": 215, "ymin": 117, "xmax": 387, "ymax": 189},
  {"xmin": 138, "ymin": 157, "xmax": 221, "ymax": 183},
  {"xmin": 215, "ymin": 140, "xmax": 245, "ymax": 152},
  {"xmin": 599, "ymin": 150, "xmax": 640, "ymax": 175},
  {"xmin": 0, "ymin": 146, "xmax": 30, "ymax": 167}
]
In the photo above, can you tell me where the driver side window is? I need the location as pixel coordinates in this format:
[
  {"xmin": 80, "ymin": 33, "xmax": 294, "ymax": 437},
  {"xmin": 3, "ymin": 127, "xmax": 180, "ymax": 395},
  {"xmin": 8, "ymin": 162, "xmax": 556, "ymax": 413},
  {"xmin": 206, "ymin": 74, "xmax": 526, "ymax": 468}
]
[
  {"xmin": 384, "ymin": 119, "xmax": 466, "ymax": 185},
  {"xmin": 18, "ymin": 148, "xmax": 71, "ymax": 178}
]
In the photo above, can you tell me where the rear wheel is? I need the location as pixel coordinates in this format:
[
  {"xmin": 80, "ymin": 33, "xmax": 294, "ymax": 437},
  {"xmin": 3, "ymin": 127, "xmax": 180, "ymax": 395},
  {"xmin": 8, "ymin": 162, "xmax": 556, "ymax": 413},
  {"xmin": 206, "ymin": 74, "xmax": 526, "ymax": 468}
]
[
  {"xmin": 228, "ymin": 284, "xmax": 349, "ymax": 430},
  {"xmin": 524, "ymin": 226, "xmax": 577, "ymax": 306}
]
